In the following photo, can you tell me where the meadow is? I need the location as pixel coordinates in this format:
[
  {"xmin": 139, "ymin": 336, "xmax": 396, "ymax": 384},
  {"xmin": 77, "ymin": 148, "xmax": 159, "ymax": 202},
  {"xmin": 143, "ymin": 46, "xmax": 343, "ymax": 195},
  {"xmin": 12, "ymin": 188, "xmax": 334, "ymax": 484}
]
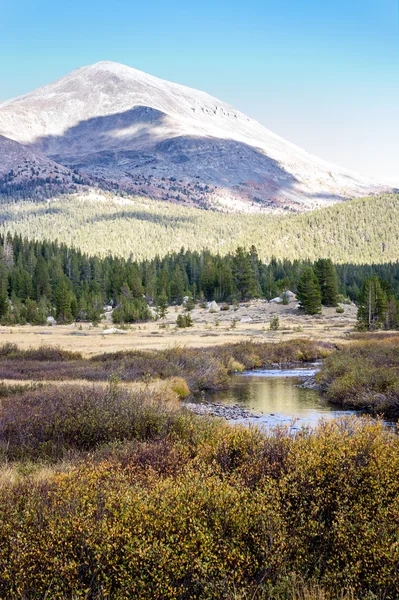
[
  {"xmin": 1, "ymin": 337, "xmax": 399, "ymax": 598},
  {"xmin": 0, "ymin": 338, "xmax": 327, "ymax": 391},
  {"xmin": 0, "ymin": 380, "xmax": 398, "ymax": 598}
]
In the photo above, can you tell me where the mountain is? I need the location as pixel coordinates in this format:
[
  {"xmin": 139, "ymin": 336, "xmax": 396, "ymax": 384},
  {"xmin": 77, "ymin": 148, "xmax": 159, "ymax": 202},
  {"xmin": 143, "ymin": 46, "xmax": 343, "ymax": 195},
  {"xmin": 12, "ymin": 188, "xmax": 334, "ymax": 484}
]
[
  {"xmin": 0, "ymin": 134, "xmax": 93, "ymax": 199},
  {"xmin": 0, "ymin": 61, "xmax": 390, "ymax": 211}
]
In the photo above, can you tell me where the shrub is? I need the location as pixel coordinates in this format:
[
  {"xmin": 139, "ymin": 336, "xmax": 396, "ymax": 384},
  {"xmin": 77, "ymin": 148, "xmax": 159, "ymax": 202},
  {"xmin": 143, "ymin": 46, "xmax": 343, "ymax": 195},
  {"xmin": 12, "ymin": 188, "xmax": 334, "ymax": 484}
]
[
  {"xmin": 170, "ymin": 377, "xmax": 191, "ymax": 398},
  {"xmin": 0, "ymin": 382, "xmax": 186, "ymax": 461},
  {"xmin": 227, "ymin": 357, "xmax": 246, "ymax": 373},
  {"xmin": 0, "ymin": 343, "xmax": 82, "ymax": 361},
  {"xmin": 1, "ymin": 418, "xmax": 399, "ymax": 597},
  {"xmin": 318, "ymin": 337, "xmax": 399, "ymax": 416},
  {"xmin": 270, "ymin": 315, "xmax": 280, "ymax": 330},
  {"xmin": 176, "ymin": 313, "xmax": 193, "ymax": 328}
]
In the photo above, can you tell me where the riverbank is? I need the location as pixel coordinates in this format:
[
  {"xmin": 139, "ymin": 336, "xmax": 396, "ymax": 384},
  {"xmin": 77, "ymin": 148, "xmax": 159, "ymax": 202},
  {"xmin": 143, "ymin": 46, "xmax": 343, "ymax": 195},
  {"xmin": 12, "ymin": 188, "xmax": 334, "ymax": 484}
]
[
  {"xmin": 183, "ymin": 400, "xmax": 261, "ymax": 420},
  {"xmin": 317, "ymin": 334, "xmax": 399, "ymax": 418},
  {"xmin": 0, "ymin": 338, "xmax": 330, "ymax": 392}
]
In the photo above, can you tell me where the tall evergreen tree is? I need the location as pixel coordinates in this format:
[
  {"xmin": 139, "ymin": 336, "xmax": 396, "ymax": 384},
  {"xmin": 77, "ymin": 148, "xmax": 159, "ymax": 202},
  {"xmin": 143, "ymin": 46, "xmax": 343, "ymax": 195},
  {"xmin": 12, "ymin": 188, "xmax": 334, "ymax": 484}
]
[
  {"xmin": 156, "ymin": 290, "xmax": 169, "ymax": 319},
  {"xmin": 232, "ymin": 247, "xmax": 258, "ymax": 300},
  {"xmin": 314, "ymin": 258, "xmax": 339, "ymax": 306},
  {"xmin": 33, "ymin": 256, "xmax": 51, "ymax": 300},
  {"xmin": 357, "ymin": 277, "xmax": 388, "ymax": 330},
  {"xmin": 55, "ymin": 277, "xmax": 74, "ymax": 323},
  {"xmin": 170, "ymin": 265, "xmax": 185, "ymax": 304},
  {"xmin": 0, "ymin": 265, "xmax": 8, "ymax": 319},
  {"xmin": 297, "ymin": 268, "xmax": 322, "ymax": 315}
]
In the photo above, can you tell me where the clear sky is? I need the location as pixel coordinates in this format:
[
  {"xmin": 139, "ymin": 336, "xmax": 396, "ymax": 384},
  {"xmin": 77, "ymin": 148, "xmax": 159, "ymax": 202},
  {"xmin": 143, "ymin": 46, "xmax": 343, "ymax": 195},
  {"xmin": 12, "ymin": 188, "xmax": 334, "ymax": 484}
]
[{"xmin": 1, "ymin": 0, "xmax": 398, "ymax": 181}]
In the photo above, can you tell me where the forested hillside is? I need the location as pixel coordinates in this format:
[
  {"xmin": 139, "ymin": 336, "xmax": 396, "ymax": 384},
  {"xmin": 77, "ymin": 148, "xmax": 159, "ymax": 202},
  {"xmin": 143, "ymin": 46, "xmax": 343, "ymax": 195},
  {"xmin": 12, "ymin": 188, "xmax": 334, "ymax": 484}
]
[{"xmin": 0, "ymin": 192, "xmax": 398, "ymax": 263}]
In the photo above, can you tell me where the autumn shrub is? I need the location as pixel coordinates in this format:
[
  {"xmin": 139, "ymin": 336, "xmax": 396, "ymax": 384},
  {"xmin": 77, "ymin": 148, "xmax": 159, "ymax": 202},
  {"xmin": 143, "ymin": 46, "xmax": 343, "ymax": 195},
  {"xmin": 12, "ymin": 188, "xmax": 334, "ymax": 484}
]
[
  {"xmin": 0, "ymin": 342, "xmax": 82, "ymax": 361},
  {"xmin": 318, "ymin": 338, "xmax": 399, "ymax": 416},
  {"xmin": 1, "ymin": 418, "xmax": 399, "ymax": 598},
  {"xmin": 227, "ymin": 357, "xmax": 246, "ymax": 373},
  {"xmin": 169, "ymin": 376, "xmax": 191, "ymax": 398},
  {"xmin": 0, "ymin": 339, "xmax": 329, "ymax": 392},
  {"xmin": 0, "ymin": 382, "xmax": 195, "ymax": 461}
]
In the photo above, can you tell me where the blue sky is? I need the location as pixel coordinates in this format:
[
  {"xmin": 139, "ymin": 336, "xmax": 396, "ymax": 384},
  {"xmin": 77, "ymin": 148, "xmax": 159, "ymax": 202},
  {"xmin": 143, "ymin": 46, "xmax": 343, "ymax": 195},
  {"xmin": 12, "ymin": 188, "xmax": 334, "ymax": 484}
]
[{"xmin": 1, "ymin": 0, "xmax": 398, "ymax": 180}]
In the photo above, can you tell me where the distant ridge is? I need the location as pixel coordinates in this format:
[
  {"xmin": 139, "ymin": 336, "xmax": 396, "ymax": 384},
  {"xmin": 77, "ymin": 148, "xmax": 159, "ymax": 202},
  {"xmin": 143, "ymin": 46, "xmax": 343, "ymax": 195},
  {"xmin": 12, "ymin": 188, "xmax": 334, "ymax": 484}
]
[{"xmin": 0, "ymin": 61, "xmax": 390, "ymax": 211}]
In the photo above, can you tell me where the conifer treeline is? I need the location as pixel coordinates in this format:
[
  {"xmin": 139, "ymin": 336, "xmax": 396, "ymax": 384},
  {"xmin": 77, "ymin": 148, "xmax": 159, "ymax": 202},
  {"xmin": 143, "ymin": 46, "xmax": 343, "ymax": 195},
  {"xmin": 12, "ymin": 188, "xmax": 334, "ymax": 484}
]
[{"xmin": 1, "ymin": 233, "xmax": 399, "ymax": 325}]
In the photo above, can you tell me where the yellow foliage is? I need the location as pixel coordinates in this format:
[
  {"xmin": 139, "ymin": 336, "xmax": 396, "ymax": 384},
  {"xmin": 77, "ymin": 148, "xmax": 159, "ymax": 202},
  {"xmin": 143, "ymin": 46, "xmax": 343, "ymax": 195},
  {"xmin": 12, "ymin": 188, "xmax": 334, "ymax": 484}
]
[
  {"xmin": 169, "ymin": 376, "xmax": 191, "ymax": 398},
  {"xmin": 227, "ymin": 357, "xmax": 246, "ymax": 373}
]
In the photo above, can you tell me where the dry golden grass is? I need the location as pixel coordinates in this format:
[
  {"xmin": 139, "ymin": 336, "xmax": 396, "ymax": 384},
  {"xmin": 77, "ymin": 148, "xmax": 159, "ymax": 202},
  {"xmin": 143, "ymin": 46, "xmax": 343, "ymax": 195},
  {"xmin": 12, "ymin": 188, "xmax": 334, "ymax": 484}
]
[
  {"xmin": 0, "ymin": 303, "xmax": 356, "ymax": 357},
  {"xmin": 0, "ymin": 460, "xmax": 74, "ymax": 489},
  {"xmin": 0, "ymin": 377, "xmax": 183, "ymax": 399}
]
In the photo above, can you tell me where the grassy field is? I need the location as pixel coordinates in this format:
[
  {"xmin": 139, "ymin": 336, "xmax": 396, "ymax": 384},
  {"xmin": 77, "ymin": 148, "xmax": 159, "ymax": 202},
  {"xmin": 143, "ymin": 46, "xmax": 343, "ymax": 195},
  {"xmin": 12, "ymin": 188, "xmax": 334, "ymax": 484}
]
[{"xmin": 0, "ymin": 301, "xmax": 357, "ymax": 356}]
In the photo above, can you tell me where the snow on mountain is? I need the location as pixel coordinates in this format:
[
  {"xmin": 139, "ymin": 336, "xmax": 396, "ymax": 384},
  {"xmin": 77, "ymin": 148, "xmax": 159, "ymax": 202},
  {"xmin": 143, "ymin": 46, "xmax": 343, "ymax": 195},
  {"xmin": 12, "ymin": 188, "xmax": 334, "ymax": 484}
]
[
  {"xmin": 0, "ymin": 61, "xmax": 390, "ymax": 211},
  {"xmin": 383, "ymin": 176, "xmax": 399, "ymax": 188}
]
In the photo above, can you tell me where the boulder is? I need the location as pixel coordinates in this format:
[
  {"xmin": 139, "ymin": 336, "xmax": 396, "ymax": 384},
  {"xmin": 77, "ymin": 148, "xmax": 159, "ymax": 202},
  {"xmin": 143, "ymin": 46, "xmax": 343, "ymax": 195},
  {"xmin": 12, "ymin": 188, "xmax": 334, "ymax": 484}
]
[
  {"xmin": 147, "ymin": 306, "xmax": 158, "ymax": 318},
  {"xmin": 103, "ymin": 327, "xmax": 128, "ymax": 335},
  {"xmin": 46, "ymin": 316, "xmax": 56, "ymax": 325},
  {"xmin": 207, "ymin": 301, "xmax": 220, "ymax": 312},
  {"xmin": 284, "ymin": 290, "xmax": 297, "ymax": 302},
  {"xmin": 270, "ymin": 297, "xmax": 283, "ymax": 304}
]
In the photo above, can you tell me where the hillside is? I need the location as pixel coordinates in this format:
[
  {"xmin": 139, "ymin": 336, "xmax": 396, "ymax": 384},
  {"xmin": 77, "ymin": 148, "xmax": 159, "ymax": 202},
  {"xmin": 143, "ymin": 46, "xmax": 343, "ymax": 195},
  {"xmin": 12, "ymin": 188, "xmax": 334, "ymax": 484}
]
[
  {"xmin": 0, "ymin": 61, "xmax": 389, "ymax": 211},
  {"xmin": 0, "ymin": 134, "xmax": 93, "ymax": 198},
  {"xmin": 0, "ymin": 191, "xmax": 397, "ymax": 263}
]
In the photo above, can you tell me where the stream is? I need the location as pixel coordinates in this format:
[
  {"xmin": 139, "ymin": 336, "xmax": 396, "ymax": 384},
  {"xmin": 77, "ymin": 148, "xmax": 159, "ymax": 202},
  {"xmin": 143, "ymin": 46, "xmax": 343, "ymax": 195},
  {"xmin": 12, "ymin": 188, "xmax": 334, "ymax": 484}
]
[{"xmin": 186, "ymin": 365, "xmax": 366, "ymax": 429}]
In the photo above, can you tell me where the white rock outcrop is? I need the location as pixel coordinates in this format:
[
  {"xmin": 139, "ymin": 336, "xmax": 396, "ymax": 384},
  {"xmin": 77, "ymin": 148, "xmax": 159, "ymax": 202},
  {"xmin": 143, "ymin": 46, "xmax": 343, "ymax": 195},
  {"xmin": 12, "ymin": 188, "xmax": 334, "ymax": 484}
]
[
  {"xmin": 207, "ymin": 301, "xmax": 220, "ymax": 312},
  {"xmin": 103, "ymin": 327, "xmax": 128, "ymax": 335}
]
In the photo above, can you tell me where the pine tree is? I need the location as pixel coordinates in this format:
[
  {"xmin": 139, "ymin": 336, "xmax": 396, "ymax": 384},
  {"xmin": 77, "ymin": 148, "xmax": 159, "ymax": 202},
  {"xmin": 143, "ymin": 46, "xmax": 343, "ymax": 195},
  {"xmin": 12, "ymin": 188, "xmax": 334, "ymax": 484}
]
[
  {"xmin": 3, "ymin": 233, "xmax": 14, "ymax": 268},
  {"xmin": 170, "ymin": 265, "xmax": 185, "ymax": 304},
  {"xmin": 297, "ymin": 268, "xmax": 322, "ymax": 315},
  {"xmin": 314, "ymin": 258, "xmax": 339, "ymax": 306},
  {"xmin": 357, "ymin": 277, "xmax": 387, "ymax": 330},
  {"xmin": 33, "ymin": 256, "xmax": 52, "ymax": 300},
  {"xmin": 0, "ymin": 265, "xmax": 8, "ymax": 320},
  {"xmin": 55, "ymin": 277, "xmax": 73, "ymax": 323},
  {"xmin": 232, "ymin": 247, "xmax": 258, "ymax": 300},
  {"xmin": 200, "ymin": 258, "xmax": 216, "ymax": 300},
  {"xmin": 126, "ymin": 263, "xmax": 144, "ymax": 297},
  {"xmin": 156, "ymin": 290, "xmax": 169, "ymax": 319}
]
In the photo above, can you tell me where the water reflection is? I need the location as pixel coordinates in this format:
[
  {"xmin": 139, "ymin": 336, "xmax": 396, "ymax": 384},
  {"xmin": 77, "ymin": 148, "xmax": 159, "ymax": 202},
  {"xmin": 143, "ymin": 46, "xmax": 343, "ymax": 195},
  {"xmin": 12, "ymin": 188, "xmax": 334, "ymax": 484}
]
[{"xmin": 209, "ymin": 369, "xmax": 358, "ymax": 429}]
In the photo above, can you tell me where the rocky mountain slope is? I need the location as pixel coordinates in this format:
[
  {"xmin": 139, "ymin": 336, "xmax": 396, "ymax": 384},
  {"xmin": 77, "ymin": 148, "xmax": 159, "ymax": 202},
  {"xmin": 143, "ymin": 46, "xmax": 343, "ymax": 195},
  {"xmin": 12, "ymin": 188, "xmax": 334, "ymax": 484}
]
[
  {"xmin": 0, "ymin": 134, "xmax": 93, "ymax": 199},
  {"xmin": 0, "ymin": 61, "xmax": 390, "ymax": 211}
]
